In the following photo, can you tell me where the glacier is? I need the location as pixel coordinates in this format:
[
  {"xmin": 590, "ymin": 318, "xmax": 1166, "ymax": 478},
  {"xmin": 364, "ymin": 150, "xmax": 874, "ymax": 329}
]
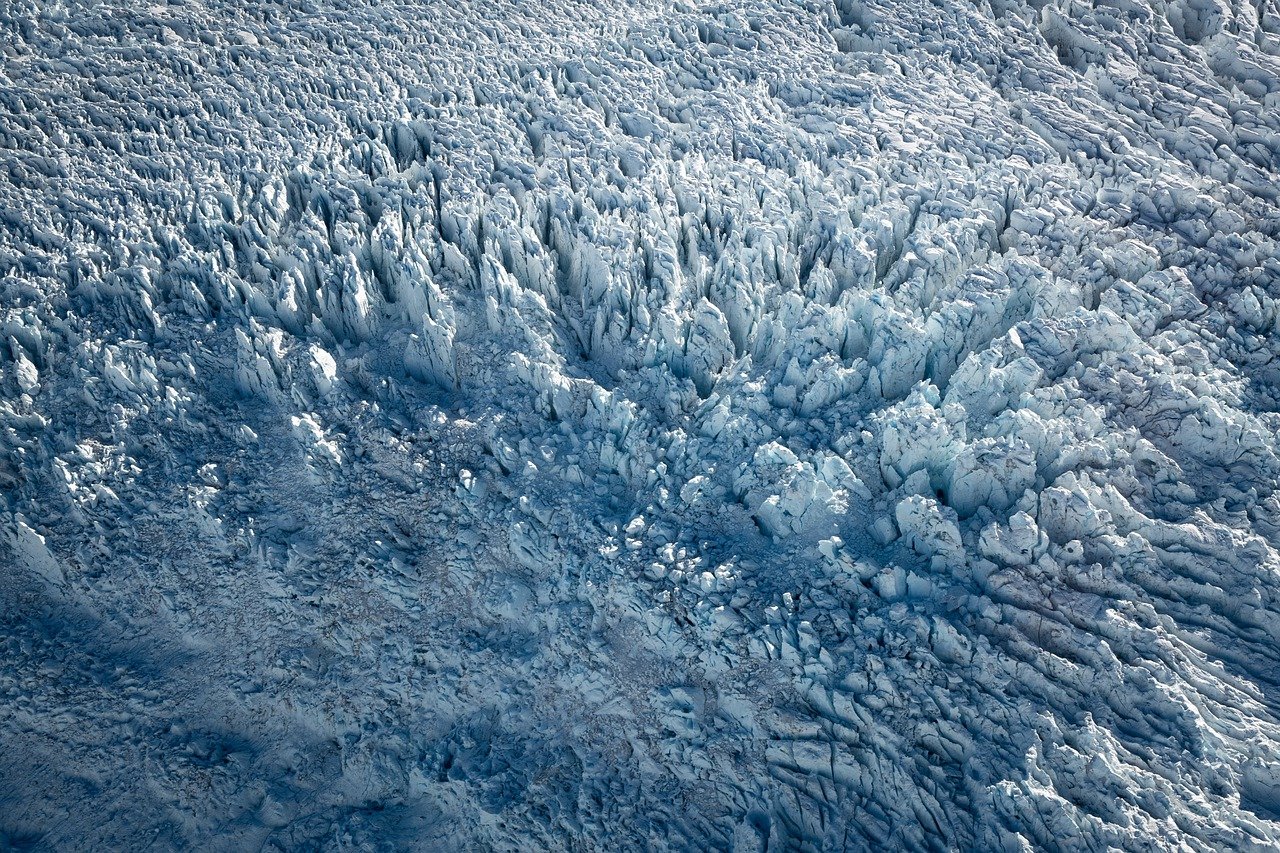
[{"xmin": 2, "ymin": 0, "xmax": 1280, "ymax": 848}]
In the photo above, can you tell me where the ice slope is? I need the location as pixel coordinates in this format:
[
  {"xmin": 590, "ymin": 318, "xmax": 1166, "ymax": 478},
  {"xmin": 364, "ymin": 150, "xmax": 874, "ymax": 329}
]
[{"xmin": 2, "ymin": 0, "xmax": 1280, "ymax": 848}]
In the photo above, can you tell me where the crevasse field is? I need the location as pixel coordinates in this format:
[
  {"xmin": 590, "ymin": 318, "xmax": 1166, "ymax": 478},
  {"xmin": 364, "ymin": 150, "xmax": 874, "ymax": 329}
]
[{"xmin": 2, "ymin": 0, "xmax": 1279, "ymax": 848}]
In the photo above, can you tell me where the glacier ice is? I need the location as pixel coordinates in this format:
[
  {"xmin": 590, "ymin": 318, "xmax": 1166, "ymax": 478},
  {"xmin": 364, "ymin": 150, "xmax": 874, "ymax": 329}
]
[{"xmin": 1, "ymin": 0, "xmax": 1280, "ymax": 848}]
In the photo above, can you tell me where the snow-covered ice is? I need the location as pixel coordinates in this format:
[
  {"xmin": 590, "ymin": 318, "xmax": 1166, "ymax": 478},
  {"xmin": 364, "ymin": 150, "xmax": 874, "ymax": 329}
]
[{"xmin": 1, "ymin": 0, "xmax": 1280, "ymax": 848}]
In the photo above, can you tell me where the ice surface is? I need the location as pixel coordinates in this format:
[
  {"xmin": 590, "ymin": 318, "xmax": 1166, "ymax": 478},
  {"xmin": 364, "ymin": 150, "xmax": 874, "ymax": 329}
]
[{"xmin": 1, "ymin": 0, "xmax": 1279, "ymax": 848}]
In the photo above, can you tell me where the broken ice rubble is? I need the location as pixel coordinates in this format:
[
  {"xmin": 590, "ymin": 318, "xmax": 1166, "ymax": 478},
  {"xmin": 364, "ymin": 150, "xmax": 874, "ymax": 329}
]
[{"xmin": 1, "ymin": 0, "xmax": 1280, "ymax": 848}]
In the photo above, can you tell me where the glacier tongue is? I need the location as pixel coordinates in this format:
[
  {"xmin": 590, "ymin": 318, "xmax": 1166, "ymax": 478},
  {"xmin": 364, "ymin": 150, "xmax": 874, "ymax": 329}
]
[{"xmin": 2, "ymin": 0, "xmax": 1280, "ymax": 848}]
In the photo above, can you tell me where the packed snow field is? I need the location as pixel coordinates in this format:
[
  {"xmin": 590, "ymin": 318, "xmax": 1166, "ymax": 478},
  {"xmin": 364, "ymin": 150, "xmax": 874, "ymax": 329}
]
[{"xmin": 2, "ymin": 0, "xmax": 1280, "ymax": 848}]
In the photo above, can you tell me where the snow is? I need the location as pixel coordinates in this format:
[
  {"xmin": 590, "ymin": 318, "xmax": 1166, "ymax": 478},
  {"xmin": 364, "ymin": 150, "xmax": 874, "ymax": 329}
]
[{"xmin": 1, "ymin": 0, "xmax": 1279, "ymax": 848}]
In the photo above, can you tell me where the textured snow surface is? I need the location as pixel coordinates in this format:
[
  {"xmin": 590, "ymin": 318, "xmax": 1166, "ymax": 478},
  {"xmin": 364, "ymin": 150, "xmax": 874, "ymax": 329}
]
[{"xmin": 3, "ymin": 0, "xmax": 1280, "ymax": 848}]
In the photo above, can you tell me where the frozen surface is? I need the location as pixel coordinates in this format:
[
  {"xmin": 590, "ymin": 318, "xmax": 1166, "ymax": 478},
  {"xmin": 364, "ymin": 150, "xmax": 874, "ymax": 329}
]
[{"xmin": 2, "ymin": 0, "xmax": 1280, "ymax": 848}]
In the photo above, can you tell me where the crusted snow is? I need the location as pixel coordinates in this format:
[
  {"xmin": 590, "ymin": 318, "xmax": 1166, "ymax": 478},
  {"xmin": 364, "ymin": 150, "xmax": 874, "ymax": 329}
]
[{"xmin": 2, "ymin": 0, "xmax": 1280, "ymax": 848}]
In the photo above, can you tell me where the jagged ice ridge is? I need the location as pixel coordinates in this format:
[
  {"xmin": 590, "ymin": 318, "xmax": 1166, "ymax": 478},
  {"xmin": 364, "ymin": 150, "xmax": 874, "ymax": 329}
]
[{"xmin": 2, "ymin": 0, "xmax": 1280, "ymax": 848}]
